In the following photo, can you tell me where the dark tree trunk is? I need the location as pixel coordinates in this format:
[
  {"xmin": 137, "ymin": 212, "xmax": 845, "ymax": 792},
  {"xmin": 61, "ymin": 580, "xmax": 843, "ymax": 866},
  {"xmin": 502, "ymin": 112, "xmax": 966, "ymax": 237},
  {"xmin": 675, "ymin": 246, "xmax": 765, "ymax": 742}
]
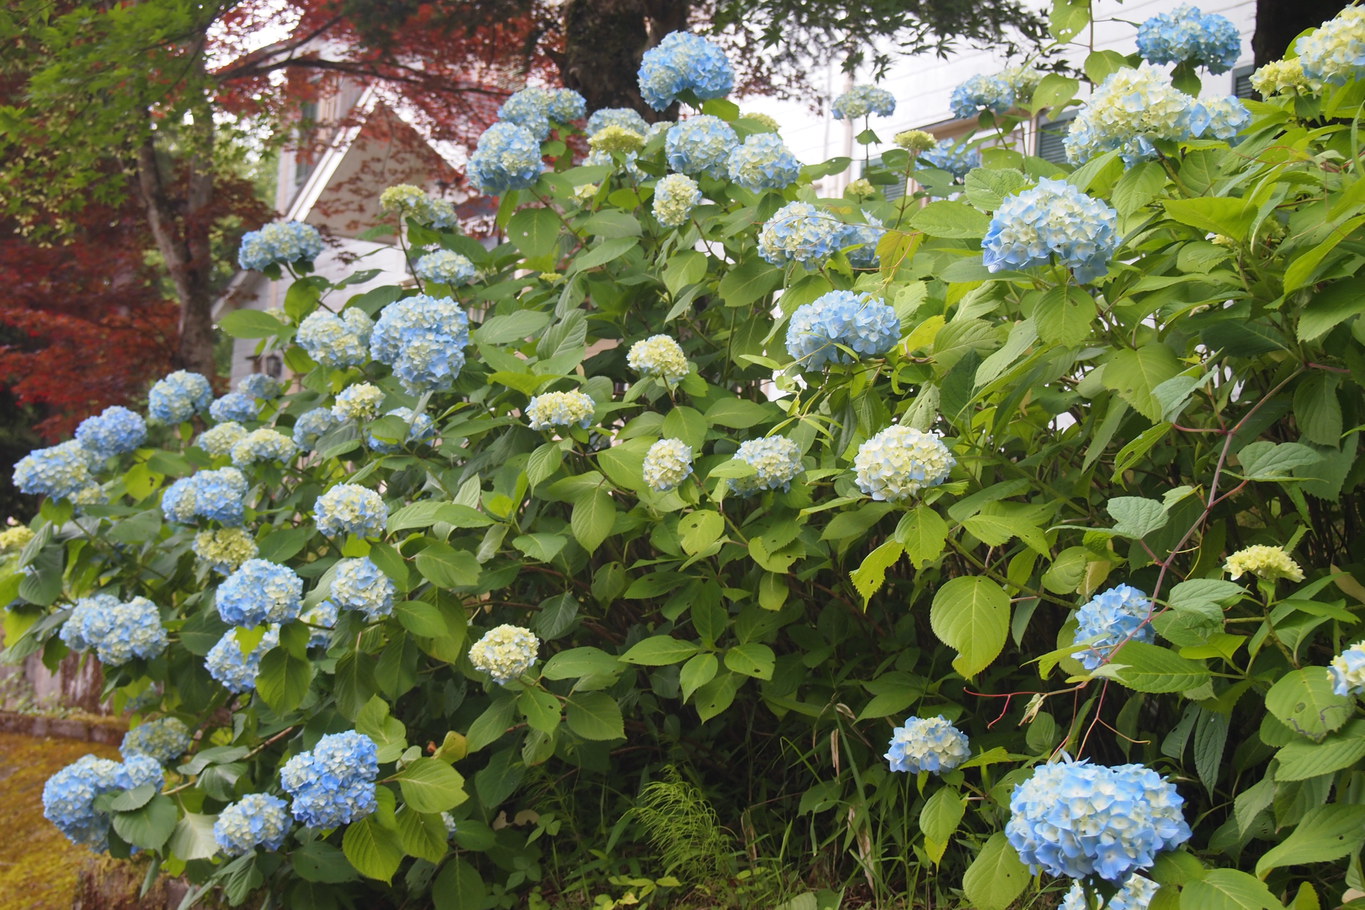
[
  {"xmin": 560, "ymin": 0, "xmax": 691, "ymax": 116},
  {"xmin": 1253, "ymin": 0, "xmax": 1351, "ymax": 65}
]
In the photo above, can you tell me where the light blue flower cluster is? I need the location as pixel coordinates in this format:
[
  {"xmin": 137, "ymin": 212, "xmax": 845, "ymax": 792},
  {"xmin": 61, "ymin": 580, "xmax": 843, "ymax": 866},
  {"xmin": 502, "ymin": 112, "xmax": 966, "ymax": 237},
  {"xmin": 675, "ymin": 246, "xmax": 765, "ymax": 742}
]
[
  {"xmin": 526, "ymin": 390, "xmax": 596, "ymax": 430},
  {"xmin": 13, "ymin": 440, "xmax": 95, "ymax": 500},
  {"xmin": 758, "ymin": 202, "xmax": 844, "ymax": 267},
  {"xmin": 653, "ymin": 173, "xmax": 702, "ymax": 227},
  {"xmin": 1329, "ymin": 641, "xmax": 1365, "ymax": 696},
  {"xmin": 331, "ymin": 557, "xmax": 396, "ymax": 621},
  {"xmin": 301, "ymin": 600, "xmax": 339, "ymax": 649},
  {"xmin": 497, "ymin": 86, "xmax": 587, "ymax": 140},
  {"xmin": 920, "ymin": 140, "xmax": 980, "ymax": 179},
  {"xmin": 638, "ymin": 31, "xmax": 735, "ymax": 110},
  {"xmin": 950, "ymin": 74, "xmax": 1015, "ymax": 118},
  {"xmin": 643, "ymin": 438, "xmax": 693, "ymax": 492},
  {"xmin": 332, "ymin": 382, "xmax": 385, "ymax": 421},
  {"xmin": 367, "ymin": 407, "xmax": 436, "ymax": 453},
  {"xmin": 238, "ymin": 221, "xmax": 324, "ymax": 271},
  {"xmin": 293, "ymin": 408, "xmax": 339, "ymax": 450},
  {"xmin": 854, "ymin": 426, "xmax": 955, "ymax": 501},
  {"xmin": 230, "ymin": 428, "xmax": 297, "ymax": 467},
  {"xmin": 1298, "ymin": 8, "xmax": 1365, "ymax": 85},
  {"xmin": 983, "ymin": 178, "xmax": 1120, "ymax": 283},
  {"xmin": 884, "ymin": 715, "xmax": 970, "ymax": 774},
  {"xmin": 315, "ymin": 484, "xmax": 387, "ymax": 539},
  {"xmin": 61, "ymin": 595, "xmax": 167, "ymax": 666},
  {"xmin": 587, "ymin": 108, "xmax": 650, "ymax": 136},
  {"xmin": 162, "ymin": 467, "xmax": 249, "ymax": 526},
  {"xmin": 468, "ymin": 624, "xmax": 541, "ymax": 684},
  {"xmin": 627, "ymin": 335, "xmax": 690, "ymax": 383},
  {"xmin": 147, "ymin": 370, "xmax": 212, "ymax": 424},
  {"xmin": 1136, "ymin": 5, "xmax": 1241, "ymax": 73},
  {"xmin": 841, "ymin": 219, "xmax": 885, "ymax": 269},
  {"xmin": 1071, "ymin": 584, "xmax": 1154, "ymax": 670},
  {"xmin": 1006, "ymin": 760, "xmax": 1191, "ymax": 881},
  {"xmin": 205, "ymin": 625, "xmax": 280, "ymax": 693},
  {"xmin": 75, "ymin": 406, "xmax": 146, "ymax": 459},
  {"xmin": 209, "ymin": 392, "xmax": 260, "ymax": 424},
  {"xmin": 58, "ymin": 594, "xmax": 118, "ymax": 652},
  {"xmin": 280, "ymin": 731, "xmax": 379, "ymax": 828},
  {"xmin": 121, "ymin": 717, "xmax": 192, "ymax": 764},
  {"xmin": 726, "ymin": 134, "xmax": 801, "ymax": 191},
  {"xmin": 215, "ymin": 793, "xmax": 291, "ymax": 856},
  {"xmin": 787, "ymin": 291, "xmax": 899, "ymax": 369},
  {"xmin": 1064, "ymin": 64, "xmax": 1200, "ymax": 164},
  {"xmin": 237, "ymin": 372, "xmax": 283, "ymax": 400},
  {"xmin": 217, "ymin": 559, "xmax": 304, "ymax": 627},
  {"xmin": 296, "ymin": 307, "xmax": 373, "ymax": 369},
  {"xmin": 1060, "ymin": 876, "xmax": 1158, "ymax": 910},
  {"xmin": 43, "ymin": 753, "xmax": 163, "ymax": 850},
  {"xmin": 728, "ymin": 437, "xmax": 803, "ymax": 495},
  {"xmin": 197, "ymin": 423, "xmax": 246, "ymax": 458},
  {"xmin": 831, "ymin": 85, "xmax": 896, "ymax": 120},
  {"xmin": 468, "ymin": 122, "xmax": 545, "ymax": 194},
  {"xmin": 1192, "ymin": 96, "xmax": 1251, "ymax": 139},
  {"xmin": 370, "ymin": 294, "xmax": 471, "ymax": 394},
  {"xmin": 415, "ymin": 250, "xmax": 476, "ymax": 287},
  {"xmin": 665, "ymin": 116, "xmax": 740, "ymax": 179}
]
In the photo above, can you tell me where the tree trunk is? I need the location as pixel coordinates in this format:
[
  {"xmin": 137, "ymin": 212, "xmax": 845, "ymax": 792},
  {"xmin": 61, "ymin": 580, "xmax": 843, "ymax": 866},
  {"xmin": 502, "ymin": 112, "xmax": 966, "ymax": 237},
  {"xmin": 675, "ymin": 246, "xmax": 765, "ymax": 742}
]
[
  {"xmin": 560, "ymin": 0, "xmax": 691, "ymax": 115},
  {"xmin": 1253, "ymin": 0, "xmax": 1350, "ymax": 65}
]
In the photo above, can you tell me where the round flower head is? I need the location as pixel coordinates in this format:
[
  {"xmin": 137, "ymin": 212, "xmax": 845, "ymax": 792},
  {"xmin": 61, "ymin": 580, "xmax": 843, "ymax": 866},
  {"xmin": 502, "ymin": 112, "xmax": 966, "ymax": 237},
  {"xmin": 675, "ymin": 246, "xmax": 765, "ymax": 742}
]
[
  {"xmin": 238, "ymin": 221, "xmax": 324, "ymax": 271},
  {"xmin": 498, "ymin": 86, "xmax": 585, "ymax": 141},
  {"xmin": 332, "ymin": 382, "xmax": 385, "ymax": 422},
  {"xmin": 642, "ymin": 438, "xmax": 693, "ymax": 492},
  {"xmin": 1137, "ymin": 4, "xmax": 1241, "ymax": 73},
  {"xmin": 121, "ymin": 717, "xmax": 192, "ymax": 764},
  {"xmin": 293, "ymin": 407, "xmax": 340, "ymax": 450},
  {"xmin": 301, "ymin": 600, "xmax": 338, "ymax": 649},
  {"xmin": 846, "ymin": 178, "xmax": 877, "ymax": 200},
  {"xmin": 43, "ymin": 754, "xmax": 162, "ymax": 850},
  {"xmin": 162, "ymin": 467, "xmax": 249, "ymax": 526},
  {"xmin": 831, "ymin": 84, "xmax": 896, "ymax": 120},
  {"xmin": 147, "ymin": 370, "xmax": 212, "ymax": 424},
  {"xmin": 331, "ymin": 557, "xmax": 396, "ymax": 621},
  {"xmin": 193, "ymin": 527, "xmax": 258, "ymax": 574},
  {"xmin": 895, "ymin": 130, "xmax": 937, "ymax": 153},
  {"xmin": 854, "ymin": 426, "xmax": 955, "ymax": 501},
  {"xmin": 230, "ymin": 428, "xmax": 297, "ymax": 467},
  {"xmin": 726, "ymin": 134, "xmax": 801, "ymax": 191},
  {"xmin": 1060, "ymin": 875, "xmax": 1158, "ymax": 910},
  {"xmin": 197, "ymin": 421, "xmax": 248, "ymax": 458},
  {"xmin": 367, "ymin": 407, "xmax": 436, "ymax": 453},
  {"xmin": 1071, "ymin": 584, "xmax": 1154, "ymax": 670},
  {"xmin": 280, "ymin": 731, "xmax": 379, "ymax": 828},
  {"xmin": 369, "ymin": 294, "xmax": 470, "ymax": 393},
  {"xmin": 665, "ymin": 116, "xmax": 740, "ymax": 179},
  {"xmin": 414, "ymin": 250, "xmax": 476, "ymax": 287},
  {"xmin": 379, "ymin": 184, "xmax": 459, "ymax": 229},
  {"xmin": 468, "ymin": 624, "xmax": 541, "ymax": 684},
  {"xmin": 1064, "ymin": 64, "xmax": 1201, "ymax": 165},
  {"xmin": 1329, "ymin": 641, "xmax": 1365, "ymax": 696},
  {"xmin": 75, "ymin": 406, "xmax": 146, "ymax": 459},
  {"xmin": 841, "ymin": 219, "xmax": 886, "ymax": 269},
  {"xmin": 786, "ymin": 291, "xmax": 900, "ymax": 369},
  {"xmin": 60, "ymin": 593, "xmax": 122, "ymax": 653},
  {"xmin": 950, "ymin": 74, "xmax": 1015, "ymax": 118},
  {"xmin": 728, "ymin": 436, "xmax": 803, "ymax": 495},
  {"xmin": 589, "ymin": 125, "xmax": 646, "ymax": 155},
  {"xmin": 215, "ymin": 793, "xmax": 291, "ymax": 856},
  {"xmin": 237, "ymin": 373, "xmax": 283, "ymax": 400},
  {"xmin": 1001, "ymin": 64, "xmax": 1046, "ymax": 102},
  {"xmin": 983, "ymin": 178, "xmax": 1120, "ymax": 283},
  {"xmin": 638, "ymin": 31, "xmax": 735, "ymax": 110},
  {"xmin": 296, "ymin": 307, "xmax": 373, "ymax": 369},
  {"xmin": 627, "ymin": 335, "xmax": 689, "ymax": 383},
  {"xmin": 216, "ymin": 559, "xmax": 304, "ymax": 627},
  {"xmin": 758, "ymin": 202, "xmax": 844, "ymax": 267},
  {"xmin": 1191, "ymin": 96, "xmax": 1250, "ymax": 140},
  {"xmin": 1006, "ymin": 760, "xmax": 1191, "ymax": 881},
  {"xmin": 653, "ymin": 174, "xmax": 702, "ymax": 228},
  {"xmin": 1223, "ymin": 544, "xmax": 1304, "ymax": 582},
  {"xmin": 884, "ymin": 715, "xmax": 970, "ymax": 774},
  {"xmin": 315, "ymin": 484, "xmax": 387, "ymax": 539},
  {"xmin": 88, "ymin": 597, "xmax": 167, "ymax": 666},
  {"xmin": 1251, "ymin": 59, "xmax": 1316, "ymax": 96},
  {"xmin": 210, "ymin": 392, "xmax": 260, "ymax": 424},
  {"xmin": 526, "ymin": 390, "xmax": 595, "ymax": 431},
  {"xmin": 919, "ymin": 140, "xmax": 981, "ymax": 180},
  {"xmin": 587, "ymin": 108, "xmax": 650, "ymax": 136},
  {"xmin": 0, "ymin": 525, "xmax": 34, "ymax": 552},
  {"xmin": 468, "ymin": 122, "xmax": 545, "ymax": 195},
  {"xmin": 204, "ymin": 625, "xmax": 280, "ymax": 693},
  {"xmin": 14, "ymin": 440, "xmax": 95, "ymax": 500}
]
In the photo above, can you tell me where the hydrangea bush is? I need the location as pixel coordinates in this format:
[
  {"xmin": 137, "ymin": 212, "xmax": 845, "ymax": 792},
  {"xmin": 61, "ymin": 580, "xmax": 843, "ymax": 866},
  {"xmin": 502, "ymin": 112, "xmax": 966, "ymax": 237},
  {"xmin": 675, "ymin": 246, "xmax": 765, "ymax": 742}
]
[{"xmin": 7, "ymin": 9, "xmax": 1365, "ymax": 909}]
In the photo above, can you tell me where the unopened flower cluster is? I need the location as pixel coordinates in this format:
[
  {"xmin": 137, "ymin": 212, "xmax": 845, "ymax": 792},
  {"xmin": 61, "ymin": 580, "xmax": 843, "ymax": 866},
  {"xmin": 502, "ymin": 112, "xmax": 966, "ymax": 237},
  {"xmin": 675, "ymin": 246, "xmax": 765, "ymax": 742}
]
[
  {"xmin": 727, "ymin": 134, "xmax": 801, "ymax": 191},
  {"xmin": 197, "ymin": 422, "xmax": 246, "ymax": 458},
  {"xmin": 1250, "ymin": 59, "xmax": 1316, "ymax": 96},
  {"xmin": 758, "ymin": 202, "xmax": 844, "ymax": 266},
  {"xmin": 1136, "ymin": 4, "xmax": 1241, "ymax": 73},
  {"xmin": 332, "ymin": 557, "xmax": 396, "ymax": 621},
  {"xmin": 297, "ymin": 307, "xmax": 373, "ymax": 368},
  {"xmin": 1223, "ymin": 544, "xmax": 1304, "ymax": 582},
  {"xmin": 885, "ymin": 715, "xmax": 970, "ymax": 774},
  {"xmin": 590, "ymin": 125, "xmax": 645, "ymax": 155},
  {"xmin": 786, "ymin": 291, "xmax": 900, "ymax": 370},
  {"xmin": 628, "ymin": 335, "xmax": 690, "ymax": 383},
  {"xmin": 831, "ymin": 85, "xmax": 896, "ymax": 120},
  {"xmin": 468, "ymin": 122, "xmax": 545, "ymax": 194},
  {"xmin": 231, "ymin": 428, "xmax": 296, "ymax": 467},
  {"xmin": 121, "ymin": 717, "xmax": 192, "ymax": 764},
  {"xmin": 215, "ymin": 793, "xmax": 291, "ymax": 856},
  {"xmin": 238, "ymin": 221, "xmax": 323, "ymax": 271},
  {"xmin": 665, "ymin": 116, "xmax": 739, "ymax": 179},
  {"xmin": 148, "ymin": 370, "xmax": 212, "ymax": 424},
  {"xmin": 950, "ymin": 74, "xmax": 1015, "ymax": 118},
  {"xmin": 379, "ymin": 184, "xmax": 458, "ymax": 230},
  {"xmin": 1329, "ymin": 641, "xmax": 1365, "ymax": 696},
  {"xmin": 370, "ymin": 295, "xmax": 471, "ymax": 393},
  {"xmin": 526, "ymin": 390, "xmax": 595, "ymax": 430},
  {"xmin": 217, "ymin": 559, "xmax": 303, "ymax": 627},
  {"xmin": 469, "ymin": 624, "xmax": 541, "ymax": 684},
  {"xmin": 332, "ymin": 382, "xmax": 385, "ymax": 421},
  {"xmin": 75, "ymin": 406, "xmax": 146, "ymax": 459},
  {"xmin": 1060, "ymin": 876, "xmax": 1158, "ymax": 910},
  {"xmin": 1006, "ymin": 760, "xmax": 1191, "ymax": 881},
  {"xmin": 61, "ymin": 594, "xmax": 168, "ymax": 666},
  {"xmin": 983, "ymin": 178, "xmax": 1120, "ymax": 283},
  {"xmin": 0, "ymin": 525, "xmax": 33, "ymax": 552},
  {"xmin": 895, "ymin": 130, "xmax": 937, "ymax": 153},
  {"xmin": 193, "ymin": 527, "xmax": 258, "ymax": 573},
  {"xmin": 163, "ymin": 467, "xmax": 248, "ymax": 526},
  {"xmin": 281, "ymin": 731, "xmax": 380, "ymax": 828},
  {"xmin": 653, "ymin": 174, "xmax": 702, "ymax": 227},
  {"xmin": 854, "ymin": 426, "xmax": 955, "ymax": 501},
  {"xmin": 727, "ymin": 437, "xmax": 803, "ymax": 495},
  {"xmin": 643, "ymin": 438, "xmax": 694, "ymax": 492},
  {"xmin": 315, "ymin": 484, "xmax": 387, "ymax": 539},
  {"xmin": 205, "ymin": 626, "xmax": 280, "ymax": 693},
  {"xmin": 497, "ymin": 86, "xmax": 587, "ymax": 140},
  {"xmin": 637, "ymin": 31, "xmax": 735, "ymax": 110},
  {"xmin": 43, "ymin": 753, "xmax": 163, "ymax": 850},
  {"xmin": 1071, "ymin": 584, "xmax": 1154, "ymax": 670}
]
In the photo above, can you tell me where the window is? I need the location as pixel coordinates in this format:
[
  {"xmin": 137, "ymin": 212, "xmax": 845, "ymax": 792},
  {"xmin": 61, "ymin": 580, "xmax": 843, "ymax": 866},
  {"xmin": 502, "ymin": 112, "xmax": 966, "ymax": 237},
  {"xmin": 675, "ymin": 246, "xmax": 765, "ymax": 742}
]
[
  {"xmin": 1231, "ymin": 64, "xmax": 1257, "ymax": 101},
  {"xmin": 1035, "ymin": 113, "xmax": 1075, "ymax": 165}
]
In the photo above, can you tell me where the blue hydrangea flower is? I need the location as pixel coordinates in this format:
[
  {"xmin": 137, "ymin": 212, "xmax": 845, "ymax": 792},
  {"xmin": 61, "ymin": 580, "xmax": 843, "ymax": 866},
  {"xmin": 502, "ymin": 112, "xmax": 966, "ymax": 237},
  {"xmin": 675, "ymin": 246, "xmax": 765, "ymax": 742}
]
[
  {"xmin": 75, "ymin": 406, "xmax": 146, "ymax": 459},
  {"xmin": 205, "ymin": 626, "xmax": 280, "ymax": 693},
  {"xmin": 840, "ymin": 219, "xmax": 885, "ymax": 269},
  {"xmin": 627, "ymin": 335, "xmax": 690, "ymax": 383},
  {"xmin": 294, "ymin": 408, "xmax": 340, "ymax": 450},
  {"xmin": 1060, "ymin": 876, "xmax": 1158, "ymax": 910},
  {"xmin": 315, "ymin": 484, "xmax": 387, "ymax": 539},
  {"xmin": 301, "ymin": 600, "xmax": 339, "ymax": 649},
  {"xmin": 367, "ymin": 407, "xmax": 436, "ymax": 453},
  {"xmin": 497, "ymin": 86, "xmax": 586, "ymax": 140},
  {"xmin": 587, "ymin": 108, "xmax": 650, "ymax": 136},
  {"xmin": 665, "ymin": 116, "xmax": 740, "ymax": 179},
  {"xmin": 197, "ymin": 422, "xmax": 247, "ymax": 458},
  {"xmin": 296, "ymin": 308, "xmax": 373, "ymax": 369},
  {"xmin": 1329, "ymin": 641, "xmax": 1365, "ymax": 696},
  {"xmin": 728, "ymin": 436, "xmax": 803, "ymax": 495},
  {"xmin": 983, "ymin": 178, "xmax": 1120, "ymax": 283},
  {"xmin": 161, "ymin": 467, "xmax": 248, "ymax": 526},
  {"xmin": 758, "ymin": 202, "xmax": 845, "ymax": 267},
  {"xmin": 65, "ymin": 596, "xmax": 167, "ymax": 666},
  {"xmin": 14, "ymin": 440, "xmax": 95, "ymax": 500},
  {"xmin": 1006, "ymin": 760, "xmax": 1191, "ymax": 882},
  {"xmin": 920, "ymin": 140, "xmax": 981, "ymax": 180},
  {"xmin": 230, "ymin": 428, "xmax": 297, "ymax": 467},
  {"xmin": 331, "ymin": 557, "xmax": 396, "ymax": 621},
  {"xmin": 1298, "ymin": 8, "xmax": 1365, "ymax": 85},
  {"xmin": 468, "ymin": 122, "xmax": 545, "ymax": 195},
  {"xmin": 638, "ymin": 31, "xmax": 735, "ymax": 110},
  {"xmin": 1137, "ymin": 5, "xmax": 1241, "ymax": 74},
  {"xmin": 787, "ymin": 291, "xmax": 899, "ymax": 370},
  {"xmin": 653, "ymin": 174, "xmax": 702, "ymax": 227},
  {"xmin": 147, "ymin": 370, "xmax": 212, "ymax": 424},
  {"xmin": 526, "ymin": 390, "xmax": 596, "ymax": 430},
  {"xmin": 332, "ymin": 383, "xmax": 385, "ymax": 422},
  {"xmin": 59, "ymin": 593, "xmax": 119, "ymax": 652},
  {"xmin": 415, "ymin": 250, "xmax": 477, "ymax": 287},
  {"xmin": 831, "ymin": 85, "xmax": 896, "ymax": 120},
  {"xmin": 468, "ymin": 624, "xmax": 541, "ymax": 684},
  {"xmin": 1071, "ymin": 584, "xmax": 1154, "ymax": 670},
  {"xmin": 1191, "ymin": 96, "xmax": 1250, "ymax": 140},
  {"xmin": 237, "ymin": 373, "xmax": 283, "ymax": 400},
  {"xmin": 950, "ymin": 74, "xmax": 1016, "ymax": 118},
  {"xmin": 238, "ymin": 221, "xmax": 324, "ymax": 271},
  {"xmin": 1064, "ymin": 64, "xmax": 1201, "ymax": 165},
  {"xmin": 369, "ymin": 294, "xmax": 470, "ymax": 394},
  {"xmin": 884, "ymin": 715, "xmax": 971, "ymax": 773},
  {"xmin": 643, "ymin": 438, "xmax": 693, "ymax": 492},
  {"xmin": 280, "ymin": 731, "xmax": 379, "ymax": 828},
  {"xmin": 854, "ymin": 426, "xmax": 955, "ymax": 501},
  {"xmin": 43, "ymin": 754, "xmax": 164, "ymax": 850},
  {"xmin": 216, "ymin": 559, "xmax": 304, "ymax": 627},
  {"xmin": 209, "ymin": 392, "xmax": 260, "ymax": 424},
  {"xmin": 215, "ymin": 793, "xmax": 291, "ymax": 856},
  {"xmin": 726, "ymin": 134, "xmax": 801, "ymax": 191},
  {"xmin": 121, "ymin": 717, "xmax": 192, "ymax": 764}
]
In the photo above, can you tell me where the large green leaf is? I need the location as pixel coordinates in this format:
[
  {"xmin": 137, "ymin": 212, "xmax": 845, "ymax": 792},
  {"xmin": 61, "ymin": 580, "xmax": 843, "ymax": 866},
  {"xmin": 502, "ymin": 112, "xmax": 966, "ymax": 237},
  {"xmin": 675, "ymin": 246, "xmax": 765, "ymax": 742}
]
[
  {"xmin": 1265, "ymin": 668, "xmax": 1353, "ymax": 743},
  {"xmin": 961, "ymin": 832, "xmax": 1029, "ymax": 910},
  {"xmin": 1275, "ymin": 719, "xmax": 1365, "ymax": 781},
  {"xmin": 919, "ymin": 787, "xmax": 966, "ymax": 865},
  {"xmin": 1179, "ymin": 869, "xmax": 1281, "ymax": 910},
  {"xmin": 1255, "ymin": 804, "xmax": 1365, "ymax": 876},
  {"xmin": 1104, "ymin": 642, "xmax": 1210, "ymax": 693},
  {"xmin": 929, "ymin": 576, "xmax": 1009, "ymax": 679},
  {"xmin": 619, "ymin": 636, "xmax": 700, "ymax": 666},
  {"xmin": 342, "ymin": 816, "xmax": 404, "ymax": 882},
  {"xmin": 565, "ymin": 691, "xmax": 625, "ymax": 740},
  {"xmin": 395, "ymin": 758, "xmax": 468, "ymax": 813},
  {"xmin": 111, "ymin": 794, "xmax": 178, "ymax": 850},
  {"xmin": 506, "ymin": 207, "xmax": 561, "ymax": 263},
  {"xmin": 256, "ymin": 647, "xmax": 315, "ymax": 716},
  {"xmin": 415, "ymin": 542, "xmax": 481, "ymax": 588}
]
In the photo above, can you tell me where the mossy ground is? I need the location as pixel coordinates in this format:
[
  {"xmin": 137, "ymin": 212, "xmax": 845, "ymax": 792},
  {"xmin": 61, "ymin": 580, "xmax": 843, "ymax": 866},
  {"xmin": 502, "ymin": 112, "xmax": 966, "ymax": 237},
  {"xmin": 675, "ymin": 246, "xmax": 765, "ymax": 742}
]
[{"xmin": 0, "ymin": 731, "xmax": 117, "ymax": 910}]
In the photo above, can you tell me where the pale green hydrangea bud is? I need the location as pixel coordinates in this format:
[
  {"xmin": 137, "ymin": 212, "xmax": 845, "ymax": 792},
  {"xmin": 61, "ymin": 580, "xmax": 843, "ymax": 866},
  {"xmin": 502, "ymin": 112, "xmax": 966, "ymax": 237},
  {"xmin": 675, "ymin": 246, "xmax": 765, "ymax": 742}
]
[
  {"xmin": 653, "ymin": 174, "xmax": 702, "ymax": 228},
  {"xmin": 589, "ymin": 125, "xmax": 645, "ymax": 154},
  {"xmin": 894, "ymin": 130, "xmax": 937, "ymax": 152},
  {"xmin": 627, "ymin": 335, "xmax": 690, "ymax": 383}
]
